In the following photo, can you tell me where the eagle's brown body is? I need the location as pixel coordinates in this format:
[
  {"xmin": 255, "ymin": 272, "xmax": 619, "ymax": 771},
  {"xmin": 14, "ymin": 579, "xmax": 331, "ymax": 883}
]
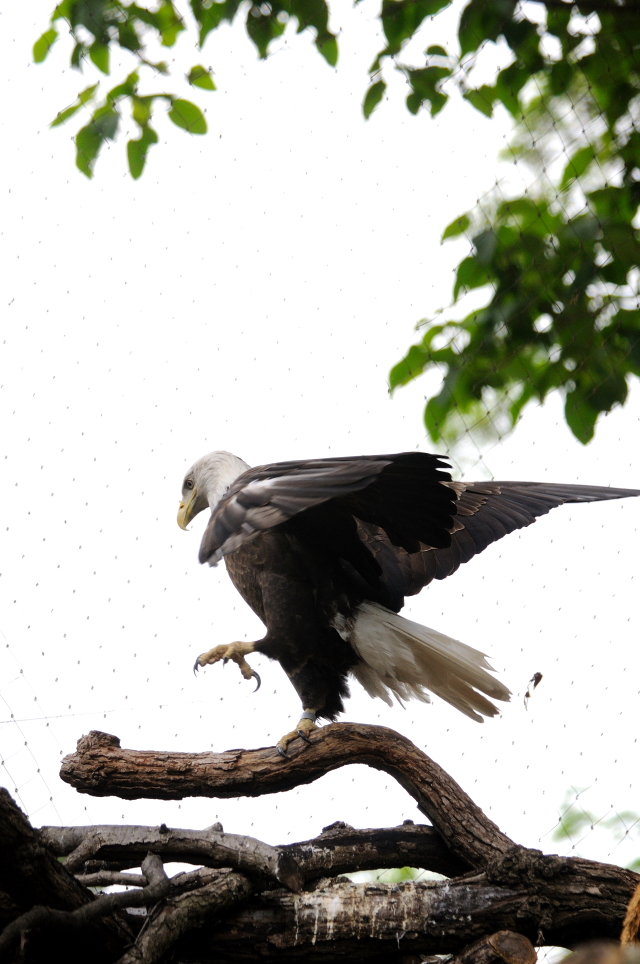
[{"xmin": 226, "ymin": 532, "xmax": 360, "ymax": 720}]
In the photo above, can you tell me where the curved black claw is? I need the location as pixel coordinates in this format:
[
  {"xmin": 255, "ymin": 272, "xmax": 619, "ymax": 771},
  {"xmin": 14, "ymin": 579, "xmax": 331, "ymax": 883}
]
[
  {"xmin": 252, "ymin": 670, "xmax": 261, "ymax": 693},
  {"xmin": 277, "ymin": 745, "xmax": 289, "ymax": 759},
  {"xmin": 297, "ymin": 729, "xmax": 313, "ymax": 744},
  {"xmin": 193, "ymin": 657, "xmax": 202, "ymax": 676}
]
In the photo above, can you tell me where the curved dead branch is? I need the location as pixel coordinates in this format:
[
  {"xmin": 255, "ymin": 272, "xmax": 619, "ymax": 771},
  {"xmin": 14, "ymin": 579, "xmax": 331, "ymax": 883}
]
[{"xmin": 60, "ymin": 724, "xmax": 514, "ymax": 866}]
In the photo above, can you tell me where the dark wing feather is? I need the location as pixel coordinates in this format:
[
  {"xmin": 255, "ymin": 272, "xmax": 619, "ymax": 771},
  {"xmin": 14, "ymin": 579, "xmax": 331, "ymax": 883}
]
[
  {"xmin": 199, "ymin": 452, "xmax": 455, "ymax": 566},
  {"xmin": 363, "ymin": 480, "xmax": 640, "ymax": 602}
]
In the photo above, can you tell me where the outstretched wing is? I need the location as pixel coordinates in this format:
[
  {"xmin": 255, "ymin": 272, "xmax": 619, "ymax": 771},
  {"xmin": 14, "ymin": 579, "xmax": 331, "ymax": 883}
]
[
  {"xmin": 361, "ymin": 480, "xmax": 640, "ymax": 599},
  {"xmin": 198, "ymin": 452, "xmax": 456, "ymax": 566}
]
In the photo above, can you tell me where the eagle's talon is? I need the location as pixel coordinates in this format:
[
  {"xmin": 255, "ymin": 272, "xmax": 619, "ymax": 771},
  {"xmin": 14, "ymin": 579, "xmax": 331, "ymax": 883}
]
[
  {"xmin": 252, "ymin": 671, "xmax": 261, "ymax": 692},
  {"xmin": 276, "ymin": 713, "xmax": 318, "ymax": 758},
  {"xmin": 191, "ymin": 641, "xmax": 257, "ymax": 686}
]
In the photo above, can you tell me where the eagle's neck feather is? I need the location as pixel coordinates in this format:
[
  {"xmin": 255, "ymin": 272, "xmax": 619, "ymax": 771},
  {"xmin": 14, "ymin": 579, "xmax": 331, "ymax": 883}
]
[{"xmin": 200, "ymin": 451, "xmax": 250, "ymax": 510}]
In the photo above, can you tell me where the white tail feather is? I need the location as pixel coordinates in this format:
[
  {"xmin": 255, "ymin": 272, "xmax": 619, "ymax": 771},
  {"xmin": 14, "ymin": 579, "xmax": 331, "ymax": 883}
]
[{"xmin": 349, "ymin": 601, "xmax": 511, "ymax": 722}]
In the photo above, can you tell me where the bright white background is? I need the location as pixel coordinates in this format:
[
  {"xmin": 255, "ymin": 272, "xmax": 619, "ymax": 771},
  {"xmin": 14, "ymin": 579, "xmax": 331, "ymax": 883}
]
[{"xmin": 1, "ymin": 0, "xmax": 639, "ymax": 882}]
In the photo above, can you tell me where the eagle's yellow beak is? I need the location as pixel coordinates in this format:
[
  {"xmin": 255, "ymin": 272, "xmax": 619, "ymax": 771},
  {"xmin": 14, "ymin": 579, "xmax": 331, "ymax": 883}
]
[{"xmin": 177, "ymin": 488, "xmax": 198, "ymax": 530}]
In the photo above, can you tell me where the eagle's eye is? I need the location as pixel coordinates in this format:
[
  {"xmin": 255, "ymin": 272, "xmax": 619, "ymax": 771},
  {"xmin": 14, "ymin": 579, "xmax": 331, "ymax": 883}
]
[{"xmin": 185, "ymin": 478, "xmax": 194, "ymax": 490}]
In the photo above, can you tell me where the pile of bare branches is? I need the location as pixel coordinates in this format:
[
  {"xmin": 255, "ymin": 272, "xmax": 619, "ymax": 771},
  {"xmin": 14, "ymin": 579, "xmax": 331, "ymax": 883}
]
[{"xmin": 1, "ymin": 723, "xmax": 639, "ymax": 963}]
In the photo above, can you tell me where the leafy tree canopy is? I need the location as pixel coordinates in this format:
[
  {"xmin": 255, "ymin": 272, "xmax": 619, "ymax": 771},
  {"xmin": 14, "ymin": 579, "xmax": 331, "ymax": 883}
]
[{"xmin": 34, "ymin": 0, "xmax": 640, "ymax": 445}]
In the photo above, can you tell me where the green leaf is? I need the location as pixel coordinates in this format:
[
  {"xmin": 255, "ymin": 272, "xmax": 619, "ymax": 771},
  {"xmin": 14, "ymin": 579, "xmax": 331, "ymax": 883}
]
[
  {"xmin": 50, "ymin": 83, "xmax": 99, "ymax": 128},
  {"xmin": 70, "ymin": 42, "xmax": 84, "ymax": 69},
  {"xmin": 442, "ymin": 214, "xmax": 471, "ymax": 241},
  {"xmin": 363, "ymin": 80, "xmax": 386, "ymax": 119},
  {"xmin": 424, "ymin": 389, "xmax": 453, "ymax": 442},
  {"xmin": 89, "ymin": 42, "xmax": 110, "ymax": 75},
  {"xmin": 75, "ymin": 125, "xmax": 102, "ymax": 179},
  {"xmin": 107, "ymin": 72, "xmax": 140, "ymax": 103},
  {"xmin": 246, "ymin": 5, "xmax": 286, "ymax": 59},
  {"xmin": 127, "ymin": 125, "xmax": 159, "ymax": 179},
  {"xmin": 472, "ymin": 229, "xmax": 497, "ymax": 265},
  {"xmin": 406, "ymin": 66, "xmax": 450, "ymax": 117},
  {"xmin": 188, "ymin": 65, "xmax": 216, "ymax": 91},
  {"xmin": 168, "ymin": 99, "xmax": 207, "ymax": 134},
  {"xmin": 463, "ymin": 85, "xmax": 495, "ymax": 118},
  {"xmin": 389, "ymin": 341, "xmax": 433, "ymax": 390},
  {"xmin": 317, "ymin": 33, "xmax": 338, "ymax": 67},
  {"xmin": 459, "ymin": 0, "xmax": 516, "ymax": 57},
  {"xmin": 426, "ymin": 45, "xmax": 448, "ymax": 57},
  {"xmin": 132, "ymin": 96, "xmax": 154, "ymax": 127},
  {"xmin": 564, "ymin": 390, "xmax": 599, "ymax": 444},
  {"xmin": 33, "ymin": 28, "xmax": 58, "ymax": 63},
  {"xmin": 195, "ymin": 0, "xmax": 242, "ymax": 46},
  {"xmin": 157, "ymin": 1, "xmax": 186, "ymax": 46},
  {"xmin": 75, "ymin": 107, "xmax": 120, "ymax": 179},
  {"xmin": 52, "ymin": 0, "xmax": 72, "ymax": 20},
  {"xmin": 560, "ymin": 145, "xmax": 597, "ymax": 190},
  {"xmin": 382, "ymin": 0, "xmax": 451, "ymax": 53},
  {"xmin": 453, "ymin": 256, "xmax": 492, "ymax": 300}
]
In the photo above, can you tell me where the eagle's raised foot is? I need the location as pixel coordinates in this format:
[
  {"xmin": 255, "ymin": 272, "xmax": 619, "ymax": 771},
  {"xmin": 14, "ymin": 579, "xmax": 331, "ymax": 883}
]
[
  {"xmin": 276, "ymin": 711, "xmax": 318, "ymax": 759},
  {"xmin": 193, "ymin": 641, "xmax": 260, "ymax": 692}
]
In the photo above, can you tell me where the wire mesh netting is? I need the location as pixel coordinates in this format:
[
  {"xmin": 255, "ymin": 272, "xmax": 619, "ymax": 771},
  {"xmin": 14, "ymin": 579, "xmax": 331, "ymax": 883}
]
[{"xmin": 1, "ymin": 0, "xmax": 639, "ymax": 955}]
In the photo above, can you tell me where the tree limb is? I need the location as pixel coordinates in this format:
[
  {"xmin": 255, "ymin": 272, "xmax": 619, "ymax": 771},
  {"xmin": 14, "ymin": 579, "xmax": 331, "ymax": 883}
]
[
  {"xmin": 0, "ymin": 854, "xmax": 168, "ymax": 960},
  {"xmin": 40, "ymin": 819, "xmax": 470, "ymax": 881},
  {"xmin": 60, "ymin": 725, "xmax": 515, "ymax": 867},
  {"xmin": 42, "ymin": 821, "xmax": 303, "ymax": 892},
  {"xmin": 0, "ymin": 788, "xmax": 133, "ymax": 962},
  {"xmin": 116, "ymin": 870, "xmax": 255, "ymax": 964},
  {"xmin": 174, "ymin": 860, "xmax": 639, "ymax": 961}
]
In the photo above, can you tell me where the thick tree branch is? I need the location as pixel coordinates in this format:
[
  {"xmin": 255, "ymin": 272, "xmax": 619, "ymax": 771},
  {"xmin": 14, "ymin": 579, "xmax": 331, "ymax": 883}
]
[
  {"xmin": 4, "ymin": 711, "xmax": 640, "ymax": 964},
  {"xmin": 41, "ymin": 822, "xmax": 303, "ymax": 892},
  {"xmin": 175, "ymin": 859, "xmax": 639, "ymax": 961},
  {"xmin": 75, "ymin": 872, "xmax": 148, "ymax": 889},
  {"xmin": 41, "ymin": 819, "xmax": 470, "ymax": 881},
  {"xmin": 116, "ymin": 869, "xmax": 255, "ymax": 964},
  {"xmin": 60, "ymin": 725, "xmax": 514, "ymax": 867},
  {"xmin": 0, "ymin": 854, "xmax": 168, "ymax": 960},
  {"xmin": 0, "ymin": 788, "xmax": 132, "ymax": 962}
]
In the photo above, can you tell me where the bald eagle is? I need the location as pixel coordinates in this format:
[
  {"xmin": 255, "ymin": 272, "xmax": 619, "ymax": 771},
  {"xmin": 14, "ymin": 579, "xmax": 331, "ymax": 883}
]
[{"xmin": 177, "ymin": 451, "xmax": 638, "ymax": 756}]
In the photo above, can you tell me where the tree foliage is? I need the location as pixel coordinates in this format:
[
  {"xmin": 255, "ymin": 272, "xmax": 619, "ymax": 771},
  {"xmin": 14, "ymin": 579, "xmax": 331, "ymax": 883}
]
[
  {"xmin": 34, "ymin": 0, "xmax": 640, "ymax": 444},
  {"xmin": 389, "ymin": 0, "xmax": 640, "ymax": 445}
]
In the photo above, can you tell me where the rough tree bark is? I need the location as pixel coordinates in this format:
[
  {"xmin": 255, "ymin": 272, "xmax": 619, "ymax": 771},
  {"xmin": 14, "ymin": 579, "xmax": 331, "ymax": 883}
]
[
  {"xmin": 1, "ymin": 724, "xmax": 637, "ymax": 963},
  {"xmin": 0, "ymin": 788, "xmax": 133, "ymax": 963},
  {"xmin": 60, "ymin": 724, "xmax": 515, "ymax": 865}
]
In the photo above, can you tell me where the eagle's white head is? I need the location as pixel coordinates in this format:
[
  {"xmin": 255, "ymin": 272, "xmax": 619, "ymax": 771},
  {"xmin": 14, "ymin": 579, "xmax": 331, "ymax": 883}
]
[{"xmin": 177, "ymin": 450, "xmax": 250, "ymax": 530}]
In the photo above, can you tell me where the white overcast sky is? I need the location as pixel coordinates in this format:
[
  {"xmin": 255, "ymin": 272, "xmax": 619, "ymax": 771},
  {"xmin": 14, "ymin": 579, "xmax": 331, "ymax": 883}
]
[{"xmin": 1, "ymin": 1, "xmax": 639, "ymax": 875}]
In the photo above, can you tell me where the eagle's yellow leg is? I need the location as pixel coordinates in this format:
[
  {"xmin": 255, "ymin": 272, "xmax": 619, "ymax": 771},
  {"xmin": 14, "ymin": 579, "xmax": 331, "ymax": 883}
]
[
  {"xmin": 276, "ymin": 710, "xmax": 319, "ymax": 759},
  {"xmin": 193, "ymin": 641, "xmax": 260, "ymax": 690}
]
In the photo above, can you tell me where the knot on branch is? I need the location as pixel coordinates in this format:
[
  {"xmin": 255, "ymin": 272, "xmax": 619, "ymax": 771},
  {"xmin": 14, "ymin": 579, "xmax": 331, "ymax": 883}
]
[
  {"xmin": 486, "ymin": 847, "xmax": 568, "ymax": 885},
  {"xmin": 320, "ymin": 821, "xmax": 354, "ymax": 835},
  {"xmin": 77, "ymin": 730, "xmax": 122, "ymax": 752}
]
